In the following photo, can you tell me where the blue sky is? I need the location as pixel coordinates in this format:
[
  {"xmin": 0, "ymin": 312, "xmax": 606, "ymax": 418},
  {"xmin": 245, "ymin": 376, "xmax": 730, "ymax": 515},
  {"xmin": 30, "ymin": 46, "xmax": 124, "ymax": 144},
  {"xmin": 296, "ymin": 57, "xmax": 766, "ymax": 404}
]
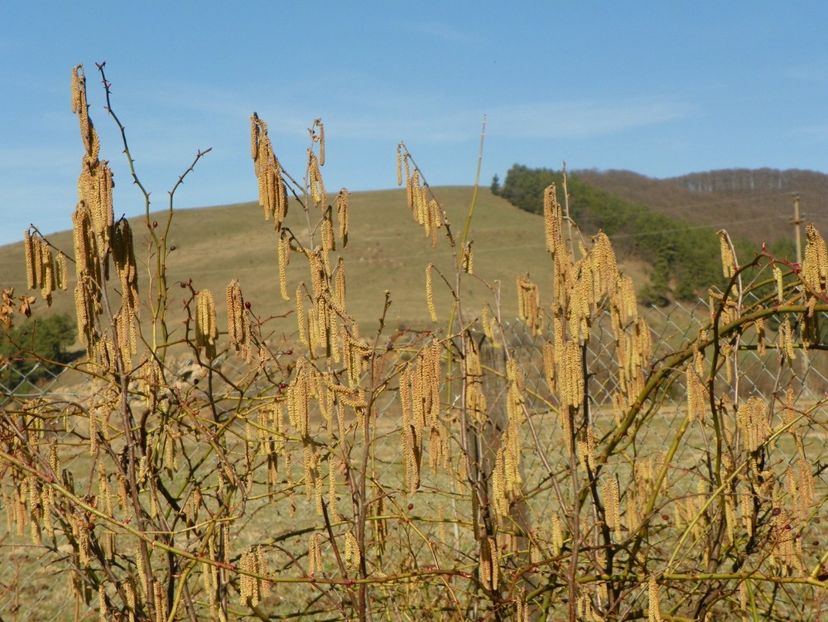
[{"xmin": 1, "ymin": 2, "xmax": 827, "ymax": 246}]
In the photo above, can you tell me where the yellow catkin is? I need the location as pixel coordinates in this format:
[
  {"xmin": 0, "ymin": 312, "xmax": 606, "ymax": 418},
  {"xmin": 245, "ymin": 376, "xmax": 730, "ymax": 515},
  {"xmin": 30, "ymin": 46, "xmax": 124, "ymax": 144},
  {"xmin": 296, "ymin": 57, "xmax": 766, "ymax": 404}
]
[
  {"xmin": 315, "ymin": 118, "xmax": 326, "ymax": 167},
  {"xmin": 277, "ymin": 231, "xmax": 291, "ymax": 301},
  {"xmin": 589, "ymin": 232, "xmax": 618, "ymax": 300},
  {"xmin": 250, "ymin": 113, "xmax": 288, "ymax": 227},
  {"xmin": 23, "ymin": 230, "xmax": 35, "ymax": 289},
  {"xmin": 543, "ymin": 184, "xmax": 562, "ymax": 255},
  {"xmin": 517, "ymin": 275, "xmax": 542, "ymax": 335},
  {"xmin": 425, "ymin": 263, "xmax": 437, "ymax": 322},
  {"xmin": 40, "ymin": 240, "xmax": 55, "ymax": 303},
  {"xmin": 308, "ymin": 151, "xmax": 326, "ymax": 207},
  {"xmin": 406, "ymin": 169, "xmax": 415, "ymax": 210},
  {"xmin": 113, "ymin": 219, "xmax": 139, "ymax": 315},
  {"xmin": 294, "ymin": 284, "xmax": 308, "ymax": 347},
  {"xmin": 736, "ymin": 397, "xmax": 769, "ymax": 453},
  {"xmin": 801, "ymin": 224, "xmax": 828, "ymax": 293},
  {"xmin": 56, "ymin": 251, "xmax": 68, "ymax": 290},
  {"xmin": 551, "ymin": 512, "xmax": 564, "ymax": 554},
  {"xmin": 778, "ymin": 316, "xmax": 796, "ymax": 361},
  {"xmin": 226, "ymin": 280, "xmax": 247, "ymax": 353},
  {"xmin": 560, "ymin": 341, "xmax": 584, "ymax": 410},
  {"xmin": 256, "ymin": 547, "xmax": 271, "ymax": 597},
  {"xmin": 773, "ymin": 265, "xmax": 785, "ymax": 302},
  {"xmin": 72, "ymin": 66, "xmax": 100, "ymax": 159},
  {"xmin": 718, "ymin": 230, "xmax": 737, "ymax": 278},
  {"xmin": 686, "ymin": 355, "xmax": 707, "ymax": 421},
  {"xmin": 488, "ymin": 536, "xmax": 500, "ymax": 590},
  {"xmin": 462, "ymin": 241, "xmax": 473, "ymax": 274},
  {"xmin": 336, "ymin": 189, "xmax": 349, "ymax": 246},
  {"xmin": 344, "ymin": 531, "xmax": 360, "ymax": 569},
  {"xmin": 602, "ymin": 476, "xmax": 621, "ymax": 534},
  {"xmin": 334, "ymin": 258, "xmax": 346, "ymax": 311},
  {"xmin": 648, "ymin": 576, "xmax": 662, "ymax": 622},
  {"xmin": 430, "ymin": 198, "xmax": 442, "ymax": 228},
  {"xmin": 153, "ymin": 580, "xmax": 167, "ymax": 622},
  {"xmin": 196, "ymin": 289, "xmax": 218, "ymax": 358},
  {"xmin": 754, "ymin": 317, "xmax": 766, "ymax": 355},
  {"xmin": 98, "ymin": 584, "xmax": 107, "ymax": 622},
  {"xmin": 308, "ymin": 533, "xmax": 323, "ymax": 576},
  {"xmin": 321, "ymin": 207, "xmax": 336, "ymax": 252},
  {"xmin": 793, "ymin": 458, "xmax": 815, "ymax": 521},
  {"xmin": 401, "ymin": 375, "xmax": 421, "ymax": 495},
  {"xmin": 239, "ymin": 550, "xmax": 260, "ymax": 605},
  {"xmin": 396, "ymin": 144, "xmax": 403, "ymax": 186},
  {"xmin": 32, "ymin": 234, "xmax": 43, "ymax": 289}
]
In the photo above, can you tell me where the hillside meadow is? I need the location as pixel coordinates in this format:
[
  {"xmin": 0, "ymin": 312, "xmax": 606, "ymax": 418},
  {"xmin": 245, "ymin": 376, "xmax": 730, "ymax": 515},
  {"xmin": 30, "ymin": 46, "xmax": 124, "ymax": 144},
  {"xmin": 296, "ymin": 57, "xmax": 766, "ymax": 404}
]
[{"xmin": 0, "ymin": 186, "xmax": 649, "ymax": 337}]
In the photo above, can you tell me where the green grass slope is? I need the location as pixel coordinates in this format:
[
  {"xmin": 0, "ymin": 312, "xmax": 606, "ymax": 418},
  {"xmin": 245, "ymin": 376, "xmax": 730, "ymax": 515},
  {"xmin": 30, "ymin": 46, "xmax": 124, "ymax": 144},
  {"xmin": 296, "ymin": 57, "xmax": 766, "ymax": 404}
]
[{"xmin": 2, "ymin": 187, "xmax": 622, "ymax": 341}]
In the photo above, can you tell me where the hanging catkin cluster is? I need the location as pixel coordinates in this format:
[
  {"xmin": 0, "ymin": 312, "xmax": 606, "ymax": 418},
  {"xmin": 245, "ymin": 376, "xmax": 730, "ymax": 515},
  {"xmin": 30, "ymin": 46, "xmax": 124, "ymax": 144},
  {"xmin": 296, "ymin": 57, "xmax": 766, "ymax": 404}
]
[
  {"xmin": 538, "ymin": 180, "xmax": 655, "ymax": 429},
  {"xmin": 398, "ymin": 146, "xmax": 443, "ymax": 245},
  {"xmin": 238, "ymin": 546, "xmax": 269, "ymax": 606},
  {"xmin": 736, "ymin": 396, "xmax": 770, "ymax": 453},
  {"xmin": 307, "ymin": 151, "xmax": 326, "ymax": 208},
  {"xmin": 565, "ymin": 233, "xmax": 619, "ymax": 343},
  {"xmin": 801, "ymin": 224, "xmax": 828, "ymax": 295},
  {"xmin": 296, "ymin": 250, "xmax": 348, "ymax": 361},
  {"xmin": 464, "ymin": 332, "xmax": 487, "ymax": 423},
  {"xmin": 22, "ymin": 231, "xmax": 66, "ymax": 305},
  {"xmin": 195, "ymin": 289, "xmax": 218, "ymax": 358},
  {"xmin": 70, "ymin": 66, "xmax": 114, "ymax": 355},
  {"xmin": 226, "ymin": 279, "xmax": 250, "ymax": 357},
  {"xmin": 516, "ymin": 275, "xmax": 543, "ymax": 335},
  {"xmin": 306, "ymin": 118, "xmax": 327, "ymax": 208},
  {"xmin": 588, "ymin": 232, "xmax": 618, "ymax": 301},
  {"xmin": 492, "ymin": 359, "xmax": 525, "ymax": 518},
  {"xmin": 543, "ymin": 183, "xmax": 574, "ymax": 305},
  {"xmin": 399, "ymin": 340, "xmax": 444, "ymax": 493},
  {"xmin": 608, "ymin": 274, "xmax": 653, "ymax": 411},
  {"xmin": 112, "ymin": 219, "xmax": 139, "ymax": 363},
  {"xmin": 478, "ymin": 536, "xmax": 499, "ymax": 591},
  {"xmin": 250, "ymin": 113, "xmax": 288, "ymax": 228},
  {"xmin": 73, "ymin": 66, "xmax": 114, "ymax": 256}
]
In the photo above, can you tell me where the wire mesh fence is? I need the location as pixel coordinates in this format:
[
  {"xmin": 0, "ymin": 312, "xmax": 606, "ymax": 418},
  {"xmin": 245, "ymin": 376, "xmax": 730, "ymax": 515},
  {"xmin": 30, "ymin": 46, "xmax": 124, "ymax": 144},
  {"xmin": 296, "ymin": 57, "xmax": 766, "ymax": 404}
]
[
  {"xmin": 2, "ymin": 296, "xmax": 826, "ymax": 413},
  {"xmin": 1, "ymin": 298, "xmax": 826, "ymax": 620}
]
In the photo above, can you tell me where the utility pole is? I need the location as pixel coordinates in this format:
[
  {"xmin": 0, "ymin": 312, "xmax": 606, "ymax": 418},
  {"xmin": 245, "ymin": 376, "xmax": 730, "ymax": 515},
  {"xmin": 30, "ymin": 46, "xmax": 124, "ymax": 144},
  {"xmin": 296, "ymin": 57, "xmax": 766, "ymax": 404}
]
[{"xmin": 792, "ymin": 193, "xmax": 802, "ymax": 265}]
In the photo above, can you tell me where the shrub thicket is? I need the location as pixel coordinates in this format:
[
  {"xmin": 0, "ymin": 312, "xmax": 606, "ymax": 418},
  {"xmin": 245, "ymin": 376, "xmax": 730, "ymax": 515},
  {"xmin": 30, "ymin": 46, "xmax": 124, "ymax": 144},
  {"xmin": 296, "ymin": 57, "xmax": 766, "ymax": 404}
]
[
  {"xmin": 497, "ymin": 164, "xmax": 770, "ymax": 303},
  {"xmin": 1, "ymin": 66, "xmax": 827, "ymax": 622}
]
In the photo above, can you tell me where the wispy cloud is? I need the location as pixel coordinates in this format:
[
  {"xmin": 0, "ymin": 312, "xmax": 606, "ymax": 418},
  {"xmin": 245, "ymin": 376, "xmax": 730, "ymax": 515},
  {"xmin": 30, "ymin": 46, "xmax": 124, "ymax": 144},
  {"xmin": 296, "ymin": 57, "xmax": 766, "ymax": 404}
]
[
  {"xmin": 487, "ymin": 99, "xmax": 695, "ymax": 139},
  {"xmin": 785, "ymin": 62, "xmax": 828, "ymax": 83},
  {"xmin": 0, "ymin": 145, "xmax": 76, "ymax": 172},
  {"xmin": 307, "ymin": 97, "xmax": 695, "ymax": 143},
  {"xmin": 404, "ymin": 21, "xmax": 476, "ymax": 44},
  {"xmin": 789, "ymin": 124, "xmax": 828, "ymax": 143}
]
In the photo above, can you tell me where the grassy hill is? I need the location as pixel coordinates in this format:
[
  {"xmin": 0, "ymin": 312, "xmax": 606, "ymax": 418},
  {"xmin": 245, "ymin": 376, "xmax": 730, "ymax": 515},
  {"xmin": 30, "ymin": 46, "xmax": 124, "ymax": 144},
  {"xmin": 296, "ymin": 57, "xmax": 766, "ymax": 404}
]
[
  {"xmin": 3, "ymin": 187, "xmax": 643, "ymax": 341},
  {"xmin": 5, "ymin": 166, "xmax": 823, "ymax": 348}
]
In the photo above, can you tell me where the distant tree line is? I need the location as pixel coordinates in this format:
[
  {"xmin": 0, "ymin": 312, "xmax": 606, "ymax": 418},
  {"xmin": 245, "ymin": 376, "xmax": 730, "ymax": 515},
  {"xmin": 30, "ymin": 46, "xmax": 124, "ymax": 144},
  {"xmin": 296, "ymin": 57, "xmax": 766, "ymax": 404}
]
[{"xmin": 493, "ymin": 164, "xmax": 794, "ymax": 304}]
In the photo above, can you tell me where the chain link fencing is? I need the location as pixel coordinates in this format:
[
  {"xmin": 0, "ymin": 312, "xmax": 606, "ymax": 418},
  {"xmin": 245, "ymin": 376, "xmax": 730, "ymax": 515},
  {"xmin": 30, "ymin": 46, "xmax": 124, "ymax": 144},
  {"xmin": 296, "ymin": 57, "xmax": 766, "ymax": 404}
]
[{"xmin": 1, "ymin": 297, "xmax": 826, "ymax": 619}]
